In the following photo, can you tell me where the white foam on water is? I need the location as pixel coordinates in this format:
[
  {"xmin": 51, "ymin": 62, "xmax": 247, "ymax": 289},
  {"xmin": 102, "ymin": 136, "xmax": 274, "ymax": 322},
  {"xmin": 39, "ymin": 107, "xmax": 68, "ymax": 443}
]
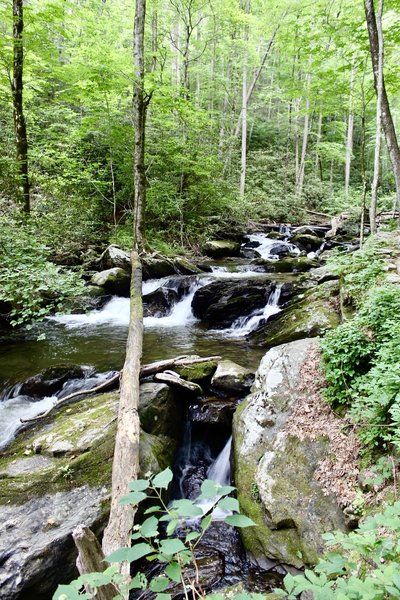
[
  {"xmin": 51, "ymin": 296, "xmax": 130, "ymax": 328},
  {"xmin": 245, "ymin": 233, "xmax": 300, "ymax": 260},
  {"xmin": 0, "ymin": 395, "xmax": 55, "ymax": 449},
  {"xmin": 195, "ymin": 436, "xmax": 233, "ymax": 520}
]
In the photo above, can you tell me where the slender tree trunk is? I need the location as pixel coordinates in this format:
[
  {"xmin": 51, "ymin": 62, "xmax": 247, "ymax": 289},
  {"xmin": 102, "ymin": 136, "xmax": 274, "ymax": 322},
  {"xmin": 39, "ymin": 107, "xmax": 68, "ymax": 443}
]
[
  {"xmin": 239, "ymin": 0, "xmax": 250, "ymax": 198},
  {"xmin": 296, "ymin": 52, "xmax": 312, "ymax": 199},
  {"xmin": 344, "ymin": 55, "xmax": 355, "ymax": 196},
  {"xmin": 102, "ymin": 0, "xmax": 147, "ymax": 572},
  {"xmin": 151, "ymin": 9, "xmax": 157, "ymax": 72},
  {"xmin": 314, "ymin": 110, "xmax": 323, "ymax": 179},
  {"xmin": 369, "ymin": 0, "xmax": 384, "ymax": 234},
  {"xmin": 365, "ymin": 0, "xmax": 400, "ymax": 213},
  {"xmin": 12, "ymin": 0, "xmax": 30, "ymax": 213}
]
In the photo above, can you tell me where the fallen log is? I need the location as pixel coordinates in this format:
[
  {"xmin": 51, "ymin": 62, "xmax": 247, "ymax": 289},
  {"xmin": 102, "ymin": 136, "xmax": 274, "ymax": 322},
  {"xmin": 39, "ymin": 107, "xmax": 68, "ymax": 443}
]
[
  {"xmin": 20, "ymin": 355, "xmax": 220, "ymax": 425},
  {"xmin": 154, "ymin": 370, "xmax": 203, "ymax": 394}
]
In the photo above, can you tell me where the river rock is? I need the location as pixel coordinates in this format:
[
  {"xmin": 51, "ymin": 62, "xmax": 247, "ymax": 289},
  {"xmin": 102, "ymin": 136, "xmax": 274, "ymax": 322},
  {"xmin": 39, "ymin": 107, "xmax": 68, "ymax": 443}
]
[
  {"xmin": 142, "ymin": 255, "xmax": 177, "ymax": 280},
  {"xmin": 143, "ymin": 287, "xmax": 178, "ymax": 317},
  {"xmin": 90, "ymin": 267, "xmax": 131, "ymax": 296},
  {"xmin": 173, "ymin": 257, "xmax": 204, "ymax": 275},
  {"xmin": 139, "ymin": 382, "xmax": 183, "ymax": 438},
  {"xmin": 175, "ymin": 360, "xmax": 218, "ymax": 385},
  {"xmin": 202, "ymin": 240, "xmax": 240, "ymax": 258},
  {"xmin": 0, "ymin": 390, "xmax": 179, "ymax": 599},
  {"xmin": 189, "ymin": 397, "xmax": 237, "ymax": 426},
  {"xmin": 254, "ymin": 256, "xmax": 319, "ymax": 273},
  {"xmin": 291, "ymin": 234, "xmax": 323, "ymax": 253},
  {"xmin": 211, "ymin": 359, "xmax": 254, "ymax": 396},
  {"xmin": 233, "ymin": 339, "xmax": 347, "ymax": 568},
  {"xmin": 191, "ymin": 278, "xmax": 274, "ymax": 328},
  {"xmin": 98, "ymin": 244, "xmax": 131, "ymax": 272},
  {"xmin": 249, "ymin": 281, "xmax": 340, "ymax": 346},
  {"xmin": 20, "ymin": 365, "xmax": 87, "ymax": 398}
]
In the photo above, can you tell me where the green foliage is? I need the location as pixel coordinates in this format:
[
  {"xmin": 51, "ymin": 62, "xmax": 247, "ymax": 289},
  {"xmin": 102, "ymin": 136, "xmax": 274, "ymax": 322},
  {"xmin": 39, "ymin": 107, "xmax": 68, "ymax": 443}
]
[
  {"xmin": 0, "ymin": 214, "xmax": 85, "ymax": 327},
  {"xmin": 321, "ymin": 237, "xmax": 400, "ymax": 454},
  {"xmin": 275, "ymin": 501, "xmax": 400, "ymax": 599},
  {"xmin": 53, "ymin": 469, "xmax": 255, "ymax": 600}
]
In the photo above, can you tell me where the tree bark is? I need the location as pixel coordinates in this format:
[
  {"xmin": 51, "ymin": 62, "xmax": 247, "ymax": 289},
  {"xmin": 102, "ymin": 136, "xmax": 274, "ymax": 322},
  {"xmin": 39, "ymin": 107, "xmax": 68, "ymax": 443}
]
[
  {"xmin": 239, "ymin": 0, "xmax": 250, "ymax": 198},
  {"xmin": 73, "ymin": 526, "xmax": 117, "ymax": 600},
  {"xmin": 296, "ymin": 52, "xmax": 312, "ymax": 199},
  {"xmin": 365, "ymin": 0, "xmax": 400, "ymax": 213},
  {"xmin": 344, "ymin": 55, "xmax": 355, "ymax": 196},
  {"xmin": 369, "ymin": 0, "xmax": 384, "ymax": 234},
  {"xmin": 102, "ymin": 0, "xmax": 147, "ymax": 574},
  {"xmin": 12, "ymin": 0, "xmax": 30, "ymax": 214}
]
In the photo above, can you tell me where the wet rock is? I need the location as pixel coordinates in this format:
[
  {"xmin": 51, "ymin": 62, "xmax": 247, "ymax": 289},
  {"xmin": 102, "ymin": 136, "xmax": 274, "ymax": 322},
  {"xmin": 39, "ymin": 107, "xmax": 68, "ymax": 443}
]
[
  {"xmin": 291, "ymin": 234, "xmax": 323, "ymax": 253},
  {"xmin": 192, "ymin": 278, "xmax": 274, "ymax": 328},
  {"xmin": 173, "ymin": 257, "xmax": 204, "ymax": 275},
  {"xmin": 142, "ymin": 255, "xmax": 177, "ymax": 280},
  {"xmin": 254, "ymin": 256, "xmax": 319, "ymax": 273},
  {"xmin": 139, "ymin": 382, "xmax": 183, "ymax": 438},
  {"xmin": 189, "ymin": 397, "xmax": 237, "ymax": 426},
  {"xmin": 20, "ymin": 365, "xmax": 86, "ymax": 398},
  {"xmin": 211, "ymin": 360, "xmax": 254, "ymax": 396},
  {"xmin": 249, "ymin": 281, "xmax": 340, "ymax": 346},
  {"xmin": 203, "ymin": 240, "xmax": 241, "ymax": 258},
  {"xmin": 308, "ymin": 266, "xmax": 338, "ymax": 285},
  {"xmin": 0, "ymin": 390, "xmax": 179, "ymax": 600},
  {"xmin": 233, "ymin": 339, "xmax": 346, "ymax": 568},
  {"xmin": 98, "ymin": 244, "xmax": 131, "ymax": 272},
  {"xmin": 143, "ymin": 287, "xmax": 179, "ymax": 317},
  {"xmin": 90, "ymin": 267, "xmax": 131, "ymax": 296},
  {"xmin": 175, "ymin": 360, "xmax": 218, "ymax": 385}
]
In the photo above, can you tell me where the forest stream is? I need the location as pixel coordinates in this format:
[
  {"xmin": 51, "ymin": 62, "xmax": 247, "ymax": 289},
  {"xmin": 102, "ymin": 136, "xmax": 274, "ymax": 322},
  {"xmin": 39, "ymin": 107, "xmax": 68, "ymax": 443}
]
[{"xmin": 0, "ymin": 226, "xmax": 342, "ymax": 599}]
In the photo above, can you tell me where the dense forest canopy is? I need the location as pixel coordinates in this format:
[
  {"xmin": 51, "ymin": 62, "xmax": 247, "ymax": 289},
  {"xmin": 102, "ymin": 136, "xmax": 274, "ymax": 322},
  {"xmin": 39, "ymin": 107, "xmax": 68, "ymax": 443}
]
[{"xmin": 1, "ymin": 0, "xmax": 400, "ymax": 247}]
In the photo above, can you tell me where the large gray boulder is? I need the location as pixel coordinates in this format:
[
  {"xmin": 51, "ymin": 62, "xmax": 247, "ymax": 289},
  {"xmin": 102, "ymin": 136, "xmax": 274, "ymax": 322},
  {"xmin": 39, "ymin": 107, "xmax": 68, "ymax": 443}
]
[
  {"xmin": 202, "ymin": 240, "xmax": 240, "ymax": 258},
  {"xmin": 191, "ymin": 278, "xmax": 275, "ymax": 328},
  {"xmin": 99, "ymin": 245, "xmax": 131, "ymax": 272},
  {"xmin": 0, "ymin": 387, "xmax": 180, "ymax": 600},
  {"xmin": 233, "ymin": 339, "xmax": 347, "ymax": 568},
  {"xmin": 91, "ymin": 267, "xmax": 131, "ymax": 296},
  {"xmin": 211, "ymin": 359, "xmax": 254, "ymax": 396}
]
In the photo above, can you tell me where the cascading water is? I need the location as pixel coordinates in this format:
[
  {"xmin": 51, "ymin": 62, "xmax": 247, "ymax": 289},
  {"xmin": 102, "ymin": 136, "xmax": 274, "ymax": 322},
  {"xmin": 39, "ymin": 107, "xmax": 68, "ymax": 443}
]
[
  {"xmin": 228, "ymin": 285, "xmax": 282, "ymax": 336},
  {"xmin": 0, "ymin": 370, "xmax": 116, "ymax": 449},
  {"xmin": 243, "ymin": 232, "xmax": 300, "ymax": 260}
]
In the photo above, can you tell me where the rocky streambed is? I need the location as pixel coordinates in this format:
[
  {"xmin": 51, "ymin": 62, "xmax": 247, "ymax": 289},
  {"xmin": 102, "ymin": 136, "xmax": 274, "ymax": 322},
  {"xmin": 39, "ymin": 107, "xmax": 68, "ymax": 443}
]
[{"xmin": 0, "ymin": 224, "xmax": 358, "ymax": 599}]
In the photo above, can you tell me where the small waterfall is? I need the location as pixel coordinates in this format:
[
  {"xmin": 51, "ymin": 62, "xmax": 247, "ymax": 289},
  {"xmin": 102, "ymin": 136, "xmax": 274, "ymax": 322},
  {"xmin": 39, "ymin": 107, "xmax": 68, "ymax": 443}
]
[
  {"xmin": 244, "ymin": 233, "xmax": 299, "ymax": 261},
  {"xmin": 230, "ymin": 285, "xmax": 282, "ymax": 336},
  {"xmin": 207, "ymin": 436, "xmax": 232, "ymax": 486},
  {"xmin": 144, "ymin": 278, "xmax": 205, "ymax": 328},
  {"xmin": 0, "ymin": 370, "xmax": 116, "ymax": 450},
  {"xmin": 307, "ymin": 241, "xmax": 327, "ymax": 260},
  {"xmin": 52, "ymin": 296, "xmax": 130, "ymax": 328},
  {"xmin": 279, "ymin": 224, "xmax": 291, "ymax": 237}
]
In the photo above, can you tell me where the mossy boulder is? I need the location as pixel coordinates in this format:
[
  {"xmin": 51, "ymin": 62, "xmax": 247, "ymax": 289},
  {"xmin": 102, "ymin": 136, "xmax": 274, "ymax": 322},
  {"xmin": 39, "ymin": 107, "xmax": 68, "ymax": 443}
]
[
  {"xmin": 202, "ymin": 240, "xmax": 240, "ymax": 258},
  {"xmin": 175, "ymin": 360, "xmax": 218, "ymax": 385},
  {"xmin": 99, "ymin": 245, "xmax": 131, "ymax": 272},
  {"xmin": 254, "ymin": 256, "xmax": 319, "ymax": 273},
  {"xmin": 0, "ymin": 389, "xmax": 179, "ymax": 599},
  {"xmin": 249, "ymin": 281, "xmax": 340, "ymax": 347},
  {"xmin": 232, "ymin": 339, "xmax": 346, "ymax": 568},
  {"xmin": 173, "ymin": 257, "xmax": 204, "ymax": 275},
  {"xmin": 139, "ymin": 382, "xmax": 183, "ymax": 438},
  {"xmin": 211, "ymin": 359, "xmax": 254, "ymax": 396},
  {"xmin": 91, "ymin": 267, "xmax": 131, "ymax": 296},
  {"xmin": 291, "ymin": 233, "xmax": 323, "ymax": 252},
  {"xmin": 142, "ymin": 255, "xmax": 177, "ymax": 280}
]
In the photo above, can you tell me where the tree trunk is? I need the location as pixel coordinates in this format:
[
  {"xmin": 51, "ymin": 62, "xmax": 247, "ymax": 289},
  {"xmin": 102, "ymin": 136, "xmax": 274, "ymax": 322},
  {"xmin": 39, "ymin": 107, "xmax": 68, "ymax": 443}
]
[
  {"xmin": 102, "ymin": 0, "xmax": 147, "ymax": 573},
  {"xmin": 239, "ymin": 0, "xmax": 250, "ymax": 198},
  {"xmin": 296, "ymin": 53, "xmax": 312, "ymax": 199},
  {"xmin": 344, "ymin": 55, "xmax": 355, "ymax": 196},
  {"xmin": 365, "ymin": 0, "xmax": 400, "ymax": 213},
  {"xmin": 12, "ymin": 0, "xmax": 30, "ymax": 214},
  {"xmin": 73, "ymin": 526, "xmax": 117, "ymax": 600},
  {"xmin": 369, "ymin": 0, "xmax": 384, "ymax": 234}
]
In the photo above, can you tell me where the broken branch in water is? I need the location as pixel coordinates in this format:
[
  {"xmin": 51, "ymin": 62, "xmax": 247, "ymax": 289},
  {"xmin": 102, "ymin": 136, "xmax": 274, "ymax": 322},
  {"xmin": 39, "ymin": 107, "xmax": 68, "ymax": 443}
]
[{"xmin": 20, "ymin": 355, "xmax": 220, "ymax": 424}]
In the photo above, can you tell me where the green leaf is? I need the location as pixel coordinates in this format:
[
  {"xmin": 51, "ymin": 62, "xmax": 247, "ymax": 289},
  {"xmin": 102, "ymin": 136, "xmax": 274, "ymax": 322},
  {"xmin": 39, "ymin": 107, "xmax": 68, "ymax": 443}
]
[
  {"xmin": 152, "ymin": 468, "xmax": 173, "ymax": 489},
  {"xmin": 198, "ymin": 479, "xmax": 220, "ymax": 499},
  {"xmin": 129, "ymin": 479, "xmax": 150, "ymax": 492},
  {"xmin": 224, "ymin": 514, "xmax": 255, "ymax": 528},
  {"xmin": 165, "ymin": 562, "xmax": 182, "ymax": 583},
  {"xmin": 170, "ymin": 499, "xmax": 204, "ymax": 518},
  {"xmin": 185, "ymin": 531, "xmax": 201, "ymax": 542},
  {"xmin": 106, "ymin": 542, "xmax": 152, "ymax": 563},
  {"xmin": 201, "ymin": 514, "xmax": 212, "ymax": 531},
  {"xmin": 129, "ymin": 572, "xmax": 147, "ymax": 590},
  {"xmin": 217, "ymin": 497, "xmax": 240, "ymax": 512},
  {"xmin": 150, "ymin": 576, "xmax": 170, "ymax": 592},
  {"xmin": 166, "ymin": 519, "xmax": 179, "ymax": 536},
  {"xmin": 159, "ymin": 538, "xmax": 187, "ymax": 555},
  {"xmin": 155, "ymin": 594, "xmax": 172, "ymax": 600},
  {"xmin": 119, "ymin": 491, "xmax": 147, "ymax": 506},
  {"xmin": 140, "ymin": 516, "xmax": 159, "ymax": 538},
  {"xmin": 144, "ymin": 505, "xmax": 162, "ymax": 514}
]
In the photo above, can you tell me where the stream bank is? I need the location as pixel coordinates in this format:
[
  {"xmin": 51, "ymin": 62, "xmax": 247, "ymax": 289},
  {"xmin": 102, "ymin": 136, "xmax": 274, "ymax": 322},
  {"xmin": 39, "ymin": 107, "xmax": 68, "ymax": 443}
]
[{"xmin": 0, "ymin": 223, "xmax": 360, "ymax": 599}]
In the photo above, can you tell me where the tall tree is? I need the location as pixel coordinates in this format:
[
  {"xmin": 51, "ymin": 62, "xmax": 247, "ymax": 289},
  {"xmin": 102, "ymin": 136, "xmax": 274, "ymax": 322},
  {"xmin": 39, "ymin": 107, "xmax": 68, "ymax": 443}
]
[
  {"xmin": 12, "ymin": 0, "xmax": 30, "ymax": 213},
  {"xmin": 102, "ymin": 0, "xmax": 147, "ymax": 569},
  {"xmin": 365, "ymin": 0, "xmax": 400, "ymax": 214}
]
